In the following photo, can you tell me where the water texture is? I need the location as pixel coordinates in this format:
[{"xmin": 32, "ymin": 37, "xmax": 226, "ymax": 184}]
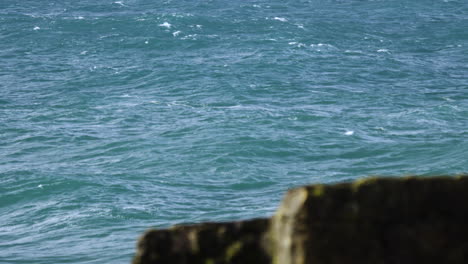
[{"xmin": 1, "ymin": 0, "xmax": 467, "ymax": 263}]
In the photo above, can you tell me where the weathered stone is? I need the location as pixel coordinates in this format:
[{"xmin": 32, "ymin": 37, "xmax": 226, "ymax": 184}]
[
  {"xmin": 270, "ymin": 175, "xmax": 468, "ymax": 264},
  {"xmin": 133, "ymin": 175, "xmax": 468, "ymax": 264},
  {"xmin": 133, "ymin": 218, "xmax": 270, "ymax": 264}
]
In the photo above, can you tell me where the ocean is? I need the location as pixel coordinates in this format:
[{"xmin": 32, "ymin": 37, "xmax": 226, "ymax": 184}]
[{"xmin": 1, "ymin": 0, "xmax": 467, "ymax": 263}]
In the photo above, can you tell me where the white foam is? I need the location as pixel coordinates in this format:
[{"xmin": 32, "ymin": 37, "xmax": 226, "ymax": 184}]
[
  {"xmin": 114, "ymin": 1, "xmax": 126, "ymax": 6},
  {"xmin": 38, "ymin": 184, "xmax": 43, "ymax": 189},
  {"xmin": 273, "ymin": 17, "xmax": 287, "ymax": 22},
  {"xmin": 310, "ymin": 43, "xmax": 337, "ymax": 52},
  {"xmin": 377, "ymin": 49, "xmax": 389, "ymax": 53},
  {"xmin": 33, "ymin": 26, "xmax": 40, "ymax": 30},
  {"xmin": 344, "ymin": 50, "xmax": 362, "ymax": 54},
  {"xmin": 172, "ymin": 31, "xmax": 181, "ymax": 37},
  {"xmin": 159, "ymin": 22, "xmax": 171, "ymax": 28},
  {"xmin": 289, "ymin": 42, "xmax": 306, "ymax": 48},
  {"xmin": 145, "ymin": 40, "xmax": 149, "ymax": 44},
  {"xmin": 310, "ymin": 43, "xmax": 333, "ymax": 47},
  {"xmin": 181, "ymin": 34, "xmax": 198, "ymax": 40},
  {"xmin": 345, "ymin": 130, "xmax": 354, "ymax": 136}
]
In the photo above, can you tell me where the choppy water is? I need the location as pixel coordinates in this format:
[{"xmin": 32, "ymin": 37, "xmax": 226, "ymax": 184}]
[{"xmin": 1, "ymin": 0, "xmax": 467, "ymax": 263}]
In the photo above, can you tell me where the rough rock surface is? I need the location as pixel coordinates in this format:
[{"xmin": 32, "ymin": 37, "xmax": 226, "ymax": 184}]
[
  {"xmin": 133, "ymin": 218, "xmax": 270, "ymax": 264},
  {"xmin": 270, "ymin": 176, "xmax": 468, "ymax": 264},
  {"xmin": 133, "ymin": 175, "xmax": 468, "ymax": 264}
]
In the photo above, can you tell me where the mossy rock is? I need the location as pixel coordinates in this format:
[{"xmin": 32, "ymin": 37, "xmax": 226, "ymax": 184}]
[
  {"xmin": 133, "ymin": 218, "xmax": 270, "ymax": 264},
  {"xmin": 270, "ymin": 175, "xmax": 468, "ymax": 264},
  {"xmin": 133, "ymin": 175, "xmax": 468, "ymax": 264}
]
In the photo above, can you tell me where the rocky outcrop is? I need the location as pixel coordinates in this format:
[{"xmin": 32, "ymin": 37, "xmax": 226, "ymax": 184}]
[
  {"xmin": 133, "ymin": 175, "xmax": 468, "ymax": 264},
  {"xmin": 133, "ymin": 219, "xmax": 270, "ymax": 264},
  {"xmin": 270, "ymin": 176, "xmax": 468, "ymax": 264}
]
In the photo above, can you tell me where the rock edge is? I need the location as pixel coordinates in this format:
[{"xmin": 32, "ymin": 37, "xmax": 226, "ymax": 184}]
[{"xmin": 133, "ymin": 175, "xmax": 468, "ymax": 264}]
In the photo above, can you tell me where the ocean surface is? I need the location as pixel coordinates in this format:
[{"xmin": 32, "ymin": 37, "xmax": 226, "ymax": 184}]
[{"xmin": 1, "ymin": 0, "xmax": 467, "ymax": 263}]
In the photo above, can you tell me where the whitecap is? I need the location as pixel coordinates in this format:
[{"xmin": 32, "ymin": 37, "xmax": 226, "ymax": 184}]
[
  {"xmin": 289, "ymin": 42, "xmax": 306, "ymax": 48},
  {"xmin": 344, "ymin": 50, "xmax": 362, "ymax": 54},
  {"xmin": 172, "ymin": 31, "xmax": 181, "ymax": 37},
  {"xmin": 114, "ymin": 1, "xmax": 127, "ymax": 6},
  {"xmin": 344, "ymin": 130, "xmax": 354, "ymax": 136},
  {"xmin": 310, "ymin": 43, "xmax": 337, "ymax": 52},
  {"xmin": 33, "ymin": 26, "xmax": 40, "ymax": 30},
  {"xmin": 38, "ymin": 184, "xmax": 43, "ymax": 188},
  {"xmin": 159, "ymin": 22, "xmax": 171, "ymax": 28},
  {"xmin": 273, "ymin": 17, "xmax": 287, "ymax": 22},
  {"xmin": 377, "ymin": 49, "xmax": 390, "ymax": 53},
  {"xmin": 181, "ymin": 34, "xmax": 197, "ymax": 40},
  {"xmin": 310, "ymin": 43, "xmax": 334, "ymax": 48}
]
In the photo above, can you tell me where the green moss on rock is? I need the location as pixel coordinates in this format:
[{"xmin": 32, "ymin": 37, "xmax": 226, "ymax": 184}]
[
  {"xmin": 270, "ymin": 175, "xmax": 468, "ymax": 264},
  {"xmin": 133, "ymin": 218, "xmax": 270, "ymax": 264},
  {"xmin": 133, "ymin": 175, "xmax": 468, "ymax": 264}
]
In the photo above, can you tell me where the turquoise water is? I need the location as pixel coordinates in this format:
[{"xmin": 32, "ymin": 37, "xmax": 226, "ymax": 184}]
[{"xmin": 1, "ymin": 0, "xmax": 467, "ymax": 263}]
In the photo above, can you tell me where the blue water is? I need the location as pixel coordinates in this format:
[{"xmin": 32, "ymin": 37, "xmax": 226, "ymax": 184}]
[{"xmin": 1, "ymin": 0, "xmax": 467, "ymax": 263}]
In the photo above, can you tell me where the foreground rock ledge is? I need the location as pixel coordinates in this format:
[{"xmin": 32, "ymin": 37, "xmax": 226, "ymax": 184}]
[{"xmin": 133, "ymin": 175, "xmax": 468, "ymax": 264}]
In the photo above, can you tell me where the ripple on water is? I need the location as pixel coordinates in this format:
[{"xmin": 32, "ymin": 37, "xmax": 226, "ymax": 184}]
[{"xmin": 1, "ymin": 0, "xmax": 467, "ymax": 263}]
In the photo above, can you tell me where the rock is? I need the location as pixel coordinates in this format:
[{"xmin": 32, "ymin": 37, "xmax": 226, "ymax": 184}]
[
  {"xmin": 133, "ymin": 175, "xmax": 468, "ymax": 264},
  {"xmin": 270, "ymin": 176, "xmax": 468, "ymax": 264},
  {"xmin": 133, "ymin": 218, "xmax": 271, "ymax": 264}
]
